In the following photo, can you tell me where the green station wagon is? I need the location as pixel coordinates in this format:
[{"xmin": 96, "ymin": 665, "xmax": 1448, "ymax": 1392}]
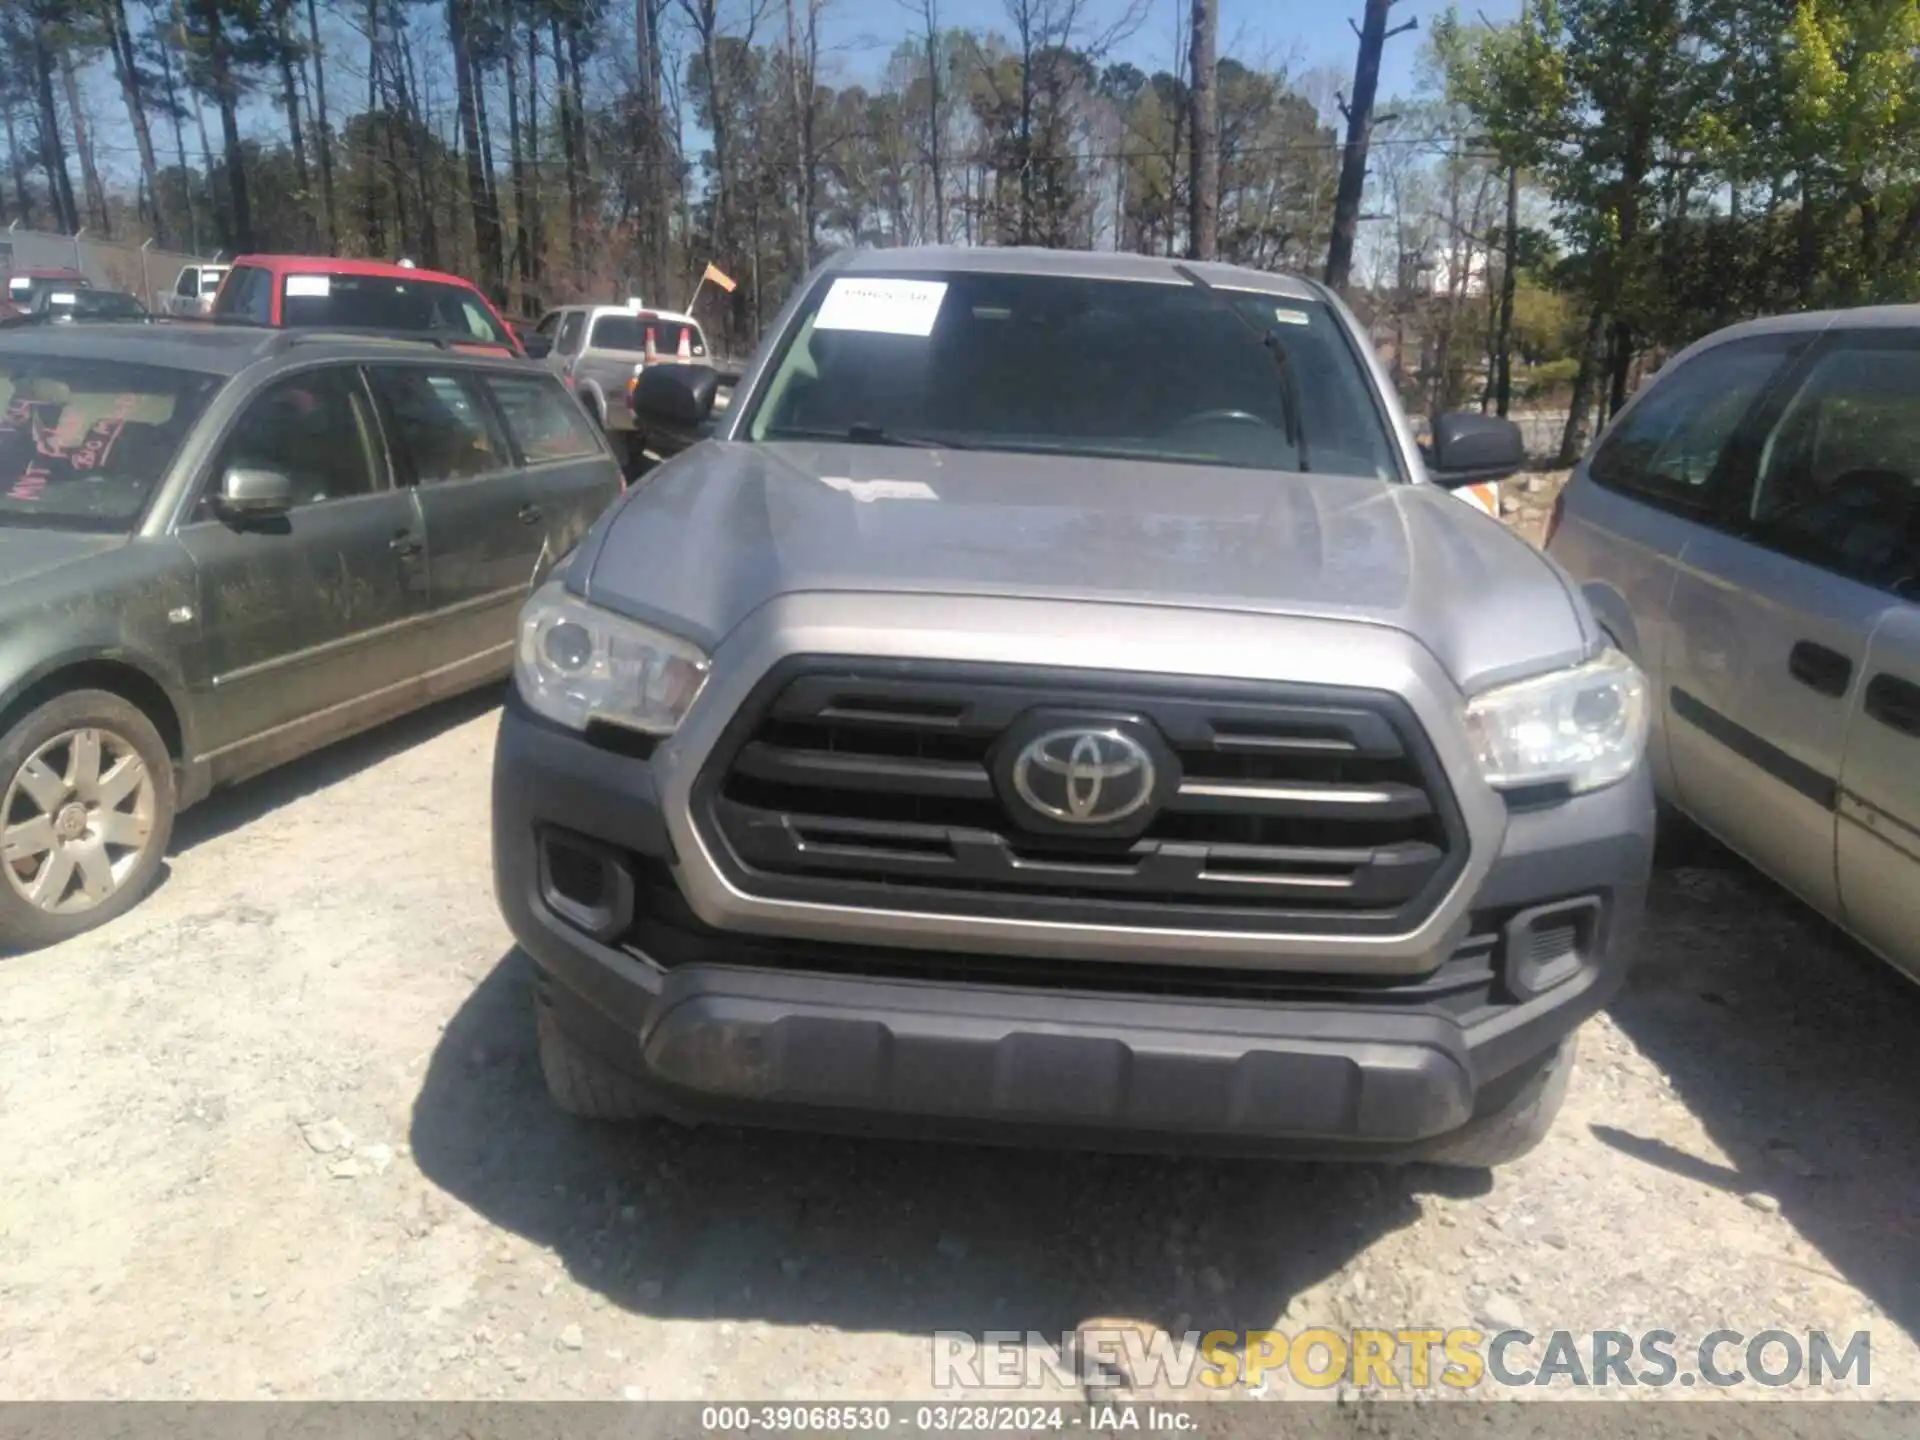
[{"xmin": 0, "ymin": 324, "xmax": 622, "ymax": 950}]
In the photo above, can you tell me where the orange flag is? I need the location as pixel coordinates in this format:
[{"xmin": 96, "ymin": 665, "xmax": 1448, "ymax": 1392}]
[{"xmin": 702, "ymin": 262, "xmax": 738, "ymax": 294}]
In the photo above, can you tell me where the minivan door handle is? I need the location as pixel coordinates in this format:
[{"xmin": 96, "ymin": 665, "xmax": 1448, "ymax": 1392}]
[
  {"xmin": 1788, "ymin": 640, "xmax": 1853, "ymax": 698},
  {"xmin": 517, "ymin": 502, "xmax": 543, "ymax": 526},
  {"xmin": 389, "ymin": 531, "xmax": 425, "ymax": 558},
  {"xmin": 1864, "ymin": 673, "xmax": 1920, "ymax": 737}
]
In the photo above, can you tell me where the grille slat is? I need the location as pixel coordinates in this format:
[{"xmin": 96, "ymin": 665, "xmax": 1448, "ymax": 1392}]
[{"xmin": 696, "ymin": 664, "xmax": 1467, "ymax": 937}]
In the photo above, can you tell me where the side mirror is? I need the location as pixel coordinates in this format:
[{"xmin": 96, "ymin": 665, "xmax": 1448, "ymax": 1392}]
[
  {"xmin": 216, "ymin": 466, "xmax": 296, "ymax": 520},
  {"xmin": 1427, "ymin": 412, "xmax": 1525, "ymax": 487},
  {"xmin": 632, "ymin": 363, "xmax": 719, "ymax": 430},
  {"xmin": 520, "ymin": 332, "xmax": 553, "ymax": 359}
]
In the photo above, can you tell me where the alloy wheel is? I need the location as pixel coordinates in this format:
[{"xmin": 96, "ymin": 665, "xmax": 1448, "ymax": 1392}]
[{"xmin": 2, "ymin": 727, "xmax": 157, "ymax": 915}]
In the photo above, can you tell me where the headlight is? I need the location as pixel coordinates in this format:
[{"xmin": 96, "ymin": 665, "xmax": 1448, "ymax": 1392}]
[
  {"xmin": 1464, "ymin": 648, "xmax": 1649, "ymax": 795},
  {"xmin": 514, "ymin": 582, "xmax": 710, "ymax": 735}
]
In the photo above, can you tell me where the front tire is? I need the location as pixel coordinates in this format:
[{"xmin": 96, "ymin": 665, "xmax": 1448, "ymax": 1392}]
[
  {"xmin": 536, "ymin": 1005, "xmax": 656, "ymax": 1121},
  {"xmin": 0, "ymin": 690, "xmax": 176, "ymax": 952},
  {"xmin": 1422, "ymin": 1031, "xmax": 1578, "ymax": 1170}
]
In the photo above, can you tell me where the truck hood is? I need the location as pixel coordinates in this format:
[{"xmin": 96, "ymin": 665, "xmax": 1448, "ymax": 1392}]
[
  {"xmin": 0, "ymin": 527, "xmax": 126, "ymax": 593},
  {"xmin": 582, "ymin": 441, "xmax": 1592, "ymax": 692}
]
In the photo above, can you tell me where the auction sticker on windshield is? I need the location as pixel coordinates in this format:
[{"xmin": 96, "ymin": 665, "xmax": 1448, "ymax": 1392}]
[
  {"xmin": 814, "ymin": 277, "xmax": 948, "ymax": 336},
  {"xmin": 286, "ymin": 275, "xmax": 331, "ymax": 297}
]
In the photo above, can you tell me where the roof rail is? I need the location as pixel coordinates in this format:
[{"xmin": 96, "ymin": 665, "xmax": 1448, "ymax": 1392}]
[{"xmin": 263, "ymin": 327, "xmax": 460, "ymax": 355}]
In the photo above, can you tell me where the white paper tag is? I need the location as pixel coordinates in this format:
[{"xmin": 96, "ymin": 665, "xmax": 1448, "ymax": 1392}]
[
  {"xmin": 1273, "ymin": 307, "xmax": 1311, "ymax": 326},
  {"xmin": 50, "ymin": 293, "xmax": 75, "ymax": 305},
  {"xmin": 285, "ymin": 275, "xmax": 332, "ymax": 297},
  {"xmin": 819, "ymin": 475, "xmax": 938, "ymax": 503},
  {"xmin": 814, "ymin": 278, "xmax": 948, "ymax": 337}
]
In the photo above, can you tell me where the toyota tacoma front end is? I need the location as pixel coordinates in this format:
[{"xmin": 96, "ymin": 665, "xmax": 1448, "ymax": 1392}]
[{"xmin": 490, "ymin": 247, "xmax": 1654, "ymax": 1167}]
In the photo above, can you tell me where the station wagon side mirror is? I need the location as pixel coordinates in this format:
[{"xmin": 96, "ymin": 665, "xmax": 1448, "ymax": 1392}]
[
  {"xmin": 1427, "ymin": 412, "xmax": 1526, "ymax": 488},
  {"xmin": 216, "ymin": 466, "xmax": 297, "ymax": 521},
  {"xmin": 632, "ymin": 363, "xmax": 720, "ymax": 430}
]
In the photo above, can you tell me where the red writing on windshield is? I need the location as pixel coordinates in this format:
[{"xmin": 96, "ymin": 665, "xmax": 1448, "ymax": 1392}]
[{"xmin": 8, "ymin": 460, "xmax": 52, "ymax": 502}]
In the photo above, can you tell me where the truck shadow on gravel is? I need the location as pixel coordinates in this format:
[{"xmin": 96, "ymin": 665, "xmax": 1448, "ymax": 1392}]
[
  {"xmin": 409, "ymin": 953, "xmax": 1487, "ymax": 1341},
  {"xmin": 1596, "ymin": 821, "xmax": 1920, "ymax": 1343}
]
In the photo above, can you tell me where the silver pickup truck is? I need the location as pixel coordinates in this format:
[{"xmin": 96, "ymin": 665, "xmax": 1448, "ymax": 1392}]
[
  {"xmin": 527, "ymin": 303, "xmax": 707, "ymax": 441},
  {"xmin": 490, "ymin": 246, "xmax": 1655, "ymax": 1169}
]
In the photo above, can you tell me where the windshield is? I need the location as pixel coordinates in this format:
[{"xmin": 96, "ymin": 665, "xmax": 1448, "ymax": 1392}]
[
  {"xmin": 45, "ymin": 291, "xmax": 146, "ymax": 321},
  {"xmin": 0, "ymin": 357, "xmax": 219, "ymax": 531},
  {"xmin": 8, "ymin": 276, "xmax": 91, "ymax": 308},
  {"xmin": 215, "ymin": 270, "xmax": 511, "ymax": 347},
  {"xmin": 743, "ymin": 270, "xmax": 1401, "ymax": 478}
]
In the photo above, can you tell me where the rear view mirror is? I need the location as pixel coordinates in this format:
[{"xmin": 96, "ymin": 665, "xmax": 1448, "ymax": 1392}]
[
  {"xmin": 632, "ymin": 363, "xmax": 720, "ymax": 429},
  {"xmin": 1427, "ymin": 412, "xmax": 1525, "ymax": 487},
  {"xmin": 216, "ymin": 466, "xmax": 296, "ymax": 520}
]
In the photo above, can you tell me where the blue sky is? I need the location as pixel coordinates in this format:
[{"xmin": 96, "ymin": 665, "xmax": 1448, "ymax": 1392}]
[{"xmin": 820, "ymin": 0, "xmax": 1524, "ymax": 102}]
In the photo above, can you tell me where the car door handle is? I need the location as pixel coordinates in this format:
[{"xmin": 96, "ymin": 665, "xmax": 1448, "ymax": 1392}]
[
  {"xmin": 1788, "ymin": 640, "xmax": 1853, "ymax": 698},
  {"xmin": 518, "ymin": 503, "xmax": 543, "ymax": 526},
  {"xmin": 1864, "ymin": 673, "xmax": 1920, "ymax": 737},
  {"xmin": 389, "ymin": 531, "xmax": 425, "ymax": 558}
]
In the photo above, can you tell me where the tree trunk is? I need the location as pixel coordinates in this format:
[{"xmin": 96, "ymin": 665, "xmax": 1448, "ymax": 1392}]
[
  {"xmin": 32, "ymin": 32, "xmax": 80, "ymax": 234},
  {"xmin": 1493, "ymin": 163, "xmax": 1519, "ymax": 416},
  {"xmin": 363, "ymin": 0, "xmax": 385, "ymax": 254},
  {"xmin": 504, "ymin": 32, "xmax": 532, "ymax": 306},
  {"xmin": 1558, "ymin": 300, "xmax": 1608, "ymax": 467},
  {"xmin": 152, "ymin": 12, "xmax": 196, "ymax": 250},
  {"xmin": 920, "ymin": 0, "xmax": 944, "ymax": 244},
  {"xmin": 205, "ymin": 9, "xmax": 254, "ymax": 251},
  {"xmin": 525, "ymin": 23, "xmax": 545, "ymax": 292},
  {"xmin": 553, "ymin": 16, "xmax": 584, "ymax": 276},
  {"xmin": 393, "ymin": 18, "xmax": 439, "ymax": 266},
  {"xmin": 1187, "ymin": 0, "xmax": 1217, "ymax": 261},
  {"xmin": 274, "ymin": 0, "xmax": 312, "ymax": 242},
  {"xmin": 1605, "ymin": 318, "xmax": 1634, "ymax": 419},
  {"xmin": 473, "ymin": 55, "xmax": 501, "ymax": 226},
  {"xmin": 59, "ymin": 48, "xmax": 112, "ymax": 235},
  {"xmin": 1325, "ymin": 0, "xmax": 1407, "ymax": 293},
  {"xmin": 107, "ymin": 0, "xmax": 166, "ymax": 245},
  {"xmin": 1, "ymin": 101, "xmax": 29, "ymax": 227},
  {"xmin": 449, "ymin": 0, "xmax": 504, "ymax": 302},
  {"xmin": 306, "ymin": 0, "xmax": 338, "ymax": 249}
]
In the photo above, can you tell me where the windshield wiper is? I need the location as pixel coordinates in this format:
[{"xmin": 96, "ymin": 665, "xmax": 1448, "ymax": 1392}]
[
  {"xmin": 767, "ymin": 422, "xmax": 978, "ymax": 451},
  {"xmin": 1172, "ymin": 263, "xmax": 1311, "ymax": 473}
]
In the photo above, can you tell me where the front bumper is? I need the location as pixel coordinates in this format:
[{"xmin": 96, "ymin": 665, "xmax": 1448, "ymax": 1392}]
[{"xmin": 492, "ymin": 687, "xmax": 1654, "ymax": 1157}]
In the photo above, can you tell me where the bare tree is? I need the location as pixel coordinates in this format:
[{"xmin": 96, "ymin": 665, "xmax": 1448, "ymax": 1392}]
[
  {"xmin": 304, "ymin": 0, "xmax": 336, "ymax": 249},
  {"xmin": 1325, "ymin": 0, "xmax": 1415, "ymax": 293}
]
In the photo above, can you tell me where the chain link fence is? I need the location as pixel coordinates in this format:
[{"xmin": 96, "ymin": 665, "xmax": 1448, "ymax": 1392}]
[{"xmin": 0, "ymin": 224, "xmax": 216, "ymax": 311}]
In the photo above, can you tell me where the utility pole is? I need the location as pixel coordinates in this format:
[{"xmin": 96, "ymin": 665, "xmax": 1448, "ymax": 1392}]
[{"xmin": 1325, "ymin": 0, "xmax": 1416, "ymax": 294}]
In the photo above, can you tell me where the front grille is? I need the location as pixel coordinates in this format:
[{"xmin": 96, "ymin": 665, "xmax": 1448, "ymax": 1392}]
[{"xmin": 693, "ymin": 660, "xmax": 1469, "ymax": 936}]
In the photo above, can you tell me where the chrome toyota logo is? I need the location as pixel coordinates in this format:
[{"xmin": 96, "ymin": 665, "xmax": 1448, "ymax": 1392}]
[{"xmin": 1011, "ymin": 727, "xmax": 1157, "ymax": 825}]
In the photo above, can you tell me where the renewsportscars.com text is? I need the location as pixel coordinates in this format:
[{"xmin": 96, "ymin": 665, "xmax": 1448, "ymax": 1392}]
[{"xmin": 931, "ymin": 1327, "xmax": 1872, "ymax": 1391}]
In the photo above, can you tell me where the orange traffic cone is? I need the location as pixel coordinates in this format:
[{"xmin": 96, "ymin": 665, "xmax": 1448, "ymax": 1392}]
[
  {"xmin": 676, "ymin": 326, "xmax": 692, "ymax": 362},
  {"xmin": 644, "ymin": 326, "xmax": 659, "ymax": 366}
]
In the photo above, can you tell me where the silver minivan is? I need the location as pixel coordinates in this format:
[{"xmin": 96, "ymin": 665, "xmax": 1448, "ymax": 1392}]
[{"xmin": 1546, "ymin": 306, "xmax": 1920, "ymax": 984}]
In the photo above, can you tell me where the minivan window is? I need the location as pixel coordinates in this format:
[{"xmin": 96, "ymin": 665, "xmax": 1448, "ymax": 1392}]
[
  {"xmin": 1587, "ymin": 335, "xmax": 1799, "ymax": 514},
  {"xmin": 0, "ymin": 357, "xmax": 220, "ymax": 531},
  {"xmin": 277, "ymin": 274, "xmax": 512, "ymax": 346},
  {"xmin": 743, "ymin": 271, "xmax": 1398, "ymax": 478},
  {"xmin": 1747, "ymin": 344, "xmax": 1920, "ymax": 594}
]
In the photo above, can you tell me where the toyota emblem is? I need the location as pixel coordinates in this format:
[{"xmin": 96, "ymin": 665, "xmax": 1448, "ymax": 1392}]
[{"xmin": 1011, "ymin": 727, "xmax": 1157, "ymax": 825}]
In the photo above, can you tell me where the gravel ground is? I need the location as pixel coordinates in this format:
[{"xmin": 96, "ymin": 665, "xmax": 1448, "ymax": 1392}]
[{"xmin": 1, "ymin": 483, "xmax": 1916, "ymax": 1407}]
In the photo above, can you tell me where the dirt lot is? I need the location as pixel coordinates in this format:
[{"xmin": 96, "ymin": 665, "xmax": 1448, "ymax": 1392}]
[{"xmin": 2, "ymin": 481, "xmax": 1917, "ymax": 1404}]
